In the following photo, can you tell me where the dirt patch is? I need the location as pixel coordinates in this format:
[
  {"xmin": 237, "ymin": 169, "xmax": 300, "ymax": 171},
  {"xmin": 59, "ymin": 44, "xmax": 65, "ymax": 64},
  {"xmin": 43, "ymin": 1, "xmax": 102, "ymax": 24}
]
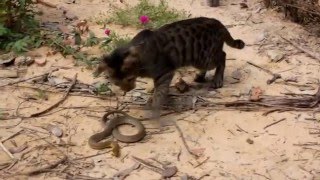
[{"xmin": 1, "ymin": 0, "xmax": 320, "ymax": 179}]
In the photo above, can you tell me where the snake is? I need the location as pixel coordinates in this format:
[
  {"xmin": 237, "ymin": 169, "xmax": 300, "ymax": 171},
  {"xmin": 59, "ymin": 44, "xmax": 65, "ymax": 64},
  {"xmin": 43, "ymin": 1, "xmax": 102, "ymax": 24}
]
[{"xmin": 88, "ymin": 110, "xmax": 146, "ymax": 157}]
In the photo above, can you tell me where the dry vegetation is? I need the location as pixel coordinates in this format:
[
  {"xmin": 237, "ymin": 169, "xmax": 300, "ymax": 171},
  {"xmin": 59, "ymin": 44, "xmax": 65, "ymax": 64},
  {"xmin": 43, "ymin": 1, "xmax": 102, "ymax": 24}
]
[{"xmin": 1, "ymin": 0, "xmax": 320, "ymax": 179}]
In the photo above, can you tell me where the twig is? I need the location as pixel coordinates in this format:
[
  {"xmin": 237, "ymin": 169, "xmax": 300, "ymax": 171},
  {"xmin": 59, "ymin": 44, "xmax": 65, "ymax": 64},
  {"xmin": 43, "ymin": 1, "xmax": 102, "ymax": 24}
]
[
  {"xmin": 235, "ymin": 124, "xmax": 249, "ymax": 133},
  {"xmin": 30, "ymin": 74, "xmax": 77, "ymax": 117},
  {"xmin": 246, "ymin": 61, "xmax": 281, "ymax": 84},
  {"xmin": 194, "ymin": 157, "xmax": 210, "ymax": 168},
  {"xmin": 0, "ymin": 141, "xmax": 15, "ymax": 159},
  {"xmin": 173, "ymin": 122, "xmax": 200, "ymax": 158},
  {"xmin": 0, "ymin": 68, "xmax": 58, "ymax": 87},
  {"xmin": 131, "ymin": 156, "xmax": 163, "ymax": 174},
  {"xmin": 253, "ymin": 172, "xmax": 271, "ymax": 180},
  {"xmin": 280, "ymin": 36, "xmax": 320, "ymax": 62},
  {"xmin": 35, "ymin": 0, "xmax": 57, "ymax": 8},
  {"xmin": 112, "ymin": 163, "xmax": 140, "ymax": 179},
  {"xmin": 72, "ymin": 151, "xmax": 112, "ymax": 161},
  {"xmin": 0, "ymin": 129, "xmax": 23, "ymax": 143},
  {"xmin": 264, "ymin": 118, "xmax": 287, "ymax": 129},
  {"xmin": 19, "ymin": 156, "xmax": 67, "ymax": 176}
]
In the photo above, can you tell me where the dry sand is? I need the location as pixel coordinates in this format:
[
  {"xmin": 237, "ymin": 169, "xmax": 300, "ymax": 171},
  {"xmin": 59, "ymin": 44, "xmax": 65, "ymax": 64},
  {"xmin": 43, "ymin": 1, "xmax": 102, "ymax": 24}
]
[{"xmin": 0, "ymin": 0, "xmax": 320, "ymax": 179}]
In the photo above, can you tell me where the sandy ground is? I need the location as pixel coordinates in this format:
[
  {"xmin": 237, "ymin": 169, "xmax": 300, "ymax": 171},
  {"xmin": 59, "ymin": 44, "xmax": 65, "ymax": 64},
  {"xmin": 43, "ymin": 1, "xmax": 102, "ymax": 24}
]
[{"xmin": 1, "ymin": 0, "xmax": 320, "ymax": 179}]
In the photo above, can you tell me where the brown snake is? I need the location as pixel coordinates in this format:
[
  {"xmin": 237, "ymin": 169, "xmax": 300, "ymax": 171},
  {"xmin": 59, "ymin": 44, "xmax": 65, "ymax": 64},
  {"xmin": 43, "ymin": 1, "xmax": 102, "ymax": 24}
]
[{"xmin": 88, "ymin": 110, "xmax": 146, "ymax": 157}]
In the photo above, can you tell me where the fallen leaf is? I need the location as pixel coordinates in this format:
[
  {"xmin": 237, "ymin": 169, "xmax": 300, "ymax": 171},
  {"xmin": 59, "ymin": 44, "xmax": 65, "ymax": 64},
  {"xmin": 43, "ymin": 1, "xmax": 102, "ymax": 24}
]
[
  {"xmin": 267, "ymin": 50, "xmax": 285, "ymax": 62},
  {"xmin": 231, "ymin": 69, "xmax": 242, "ymax": 80},
  {"xmin": 35, "ymin": 58, "xmax": 47, "ymax": 67},
  {"xmin": 46, "ymin": 124, "xmax": 63, "ymax": 137},
  {"xmin": 249, "ymin": 87, "xmax": 263, "ymax": 101},
  {"xmin": 190, "ymin": 148, "xmax": 205, "ymax": 156},
  {"xmin": 162, "ymin": 166, "xmax": 178, "ymax": 178},
  {"xmin": 240, "ymin": 2, "xmax": 248, "ymax": 8},
  {"xmin": 246, "ymin": 138, "xmax": 254, "ymax": 144},
  {"xmin": 9, "ymin": 143, "xmax": 28, "ymax": 154}
]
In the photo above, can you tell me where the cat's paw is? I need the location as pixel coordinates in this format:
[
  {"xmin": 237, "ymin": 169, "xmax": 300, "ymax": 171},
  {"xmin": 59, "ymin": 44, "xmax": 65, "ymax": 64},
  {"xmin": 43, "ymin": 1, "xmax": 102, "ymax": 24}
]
[{"xmin": 210, "ymin": 78, "xmax": 223, "ymax": 89}]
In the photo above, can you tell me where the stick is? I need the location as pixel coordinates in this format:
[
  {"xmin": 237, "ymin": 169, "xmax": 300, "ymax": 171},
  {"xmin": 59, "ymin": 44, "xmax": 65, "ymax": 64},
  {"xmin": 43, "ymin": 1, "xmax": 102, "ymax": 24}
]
[
  {"xmin": 194, "ymin": 157, "xmax": 210, "ymax": 168},
  {"xmin": 19, "ymin": 156, "xmax": 67, "ymax": 176},
  {"xmin": 131, "ymin": 156, "xmax": 163, "ymax": 174},
  {"xmin": 113, "ymin": 163, "xmax": 140, "ymax": 179},
  {"xmin": 247, "ymin": 61, "xmax": 281, "ymax": 84},
  {"xmin": 280, "ymin": 36, "xmax": 320, "ymax": 62},
  {"xmin": 173, "ymin": 122, "xmax": 200, "ymax": 158},
  {"xmin": 0, "ymin": 141, "xmax": 15, "ymax": 159},
  {"xmin": 1, "ymin": 129, "xmax": 23, "ymax": 143},
  {"xmin": 30, "ymin": 74, "xmax": 77, "ymax": 117},
  {"xmin": 0, "ymin": 68, "xmax": 58, "ymax": 87},
  {"xmin": 35, "ymin": 0, "xmax": 57, "ymax": 8},
  {"xmin": 264, "ymin": 118, "xmax": 286, "ymax": 129}
]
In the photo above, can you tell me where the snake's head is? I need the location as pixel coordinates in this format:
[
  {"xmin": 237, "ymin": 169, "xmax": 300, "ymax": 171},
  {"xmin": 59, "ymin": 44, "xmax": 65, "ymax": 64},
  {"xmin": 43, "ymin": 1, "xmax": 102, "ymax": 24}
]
[{"xmin": 111, "ymin": 141, "xmax": 120, "ymax": 157}]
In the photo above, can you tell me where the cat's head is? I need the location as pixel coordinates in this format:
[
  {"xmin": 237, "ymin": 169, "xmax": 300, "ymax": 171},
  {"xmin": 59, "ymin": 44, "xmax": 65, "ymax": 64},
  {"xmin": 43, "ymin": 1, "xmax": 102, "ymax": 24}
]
[{"xmin": 94, "ymin": 45, "xmax": 141, "ymax": 92}]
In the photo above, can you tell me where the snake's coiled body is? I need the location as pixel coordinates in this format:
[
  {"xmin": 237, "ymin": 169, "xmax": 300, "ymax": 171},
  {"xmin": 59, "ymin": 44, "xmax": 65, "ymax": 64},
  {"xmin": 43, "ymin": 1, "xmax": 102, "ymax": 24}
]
[{"xmin": 88, "ymin": 110, "xmax": 146, "ymax": 156}]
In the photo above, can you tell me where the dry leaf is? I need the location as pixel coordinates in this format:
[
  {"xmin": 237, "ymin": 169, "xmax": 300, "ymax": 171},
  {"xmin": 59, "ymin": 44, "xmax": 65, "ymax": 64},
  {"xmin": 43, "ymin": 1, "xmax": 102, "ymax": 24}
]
[
  {"xmin": 46, "ymin": 124, "xmax": 63, "ymax": 137},
  {"xmin": 249, "ymin": 87, "xmax": 263, "ymax": 101},
  {"xmin": 231, "ymin": 69, "xmax": 242, "ymax": 80},
  {"xmin": 240, "ymin": 2, "xmax": 248, "ymax": 8},
  {"xmin": 190, "ymin": 148, "xmax": 205, "ymax": 156},
  {"xmin": 9, "ymin": 143, "xmax": 28, "ymax": 154}
]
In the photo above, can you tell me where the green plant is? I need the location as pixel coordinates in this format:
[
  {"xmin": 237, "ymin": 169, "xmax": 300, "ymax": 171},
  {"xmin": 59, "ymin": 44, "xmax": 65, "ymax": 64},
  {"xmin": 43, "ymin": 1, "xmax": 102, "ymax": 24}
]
[
  {"xmin": 109, "ymin": 0, "xmax": 187, "ymax": 29},
  {"xmin": 0, "ymin": 0, "xmax": 42, "ymax": 54},
  {"xmin": 100, "ymin": 32, "xmax": 131, "ymax": 52},
  {"xmin": 95, "ymin": 83, "xmax": 112, "ymax": 95}
]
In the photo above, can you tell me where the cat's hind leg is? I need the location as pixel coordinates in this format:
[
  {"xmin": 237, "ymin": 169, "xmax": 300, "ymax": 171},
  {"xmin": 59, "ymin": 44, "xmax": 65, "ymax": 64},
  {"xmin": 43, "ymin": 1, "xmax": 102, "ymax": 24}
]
[{"xmin": 210, "ymin": 51, "xmax": 226, "ymax": 89}]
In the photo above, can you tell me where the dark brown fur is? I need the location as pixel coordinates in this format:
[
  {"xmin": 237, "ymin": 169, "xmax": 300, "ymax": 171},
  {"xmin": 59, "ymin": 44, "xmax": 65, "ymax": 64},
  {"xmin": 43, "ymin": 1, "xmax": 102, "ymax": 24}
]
[{"xmin": 95, "ymin": 17, "xmax": 245, "ymax": 117}]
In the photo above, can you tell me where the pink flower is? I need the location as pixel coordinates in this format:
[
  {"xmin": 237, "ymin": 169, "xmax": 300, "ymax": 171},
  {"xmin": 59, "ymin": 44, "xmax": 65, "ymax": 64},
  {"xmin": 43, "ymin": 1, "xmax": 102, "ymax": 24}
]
[
  {"xmin": 104, "ymin": 28, "xmax": 111, "ymax": 36},
  {"xmin": 139, "ymin": 15, "xmax": 150, "ymax": 24}
]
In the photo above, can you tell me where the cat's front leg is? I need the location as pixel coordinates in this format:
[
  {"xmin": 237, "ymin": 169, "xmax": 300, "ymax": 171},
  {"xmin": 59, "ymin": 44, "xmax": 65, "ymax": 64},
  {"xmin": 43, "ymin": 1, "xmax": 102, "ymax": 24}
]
[{"xmin": 151, "ymin": 72, "xmax": 174, "ymax": 127}]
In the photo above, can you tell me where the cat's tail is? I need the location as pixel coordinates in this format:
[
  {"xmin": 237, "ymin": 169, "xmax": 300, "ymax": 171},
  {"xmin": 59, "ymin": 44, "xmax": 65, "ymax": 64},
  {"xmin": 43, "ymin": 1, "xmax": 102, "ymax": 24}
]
[{"xmin": 223, "ymin": 29, "xmax": 245, "ymax": 49}]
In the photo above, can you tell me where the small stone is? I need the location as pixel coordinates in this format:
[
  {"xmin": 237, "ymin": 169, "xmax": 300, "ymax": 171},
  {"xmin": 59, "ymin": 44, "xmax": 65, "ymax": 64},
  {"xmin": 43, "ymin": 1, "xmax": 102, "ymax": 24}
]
[
  {"xmin": 35, "ymin": 58, "xmax": 47, "ymax": 66},
  {"xmin": 0, "ymin": 69, "xmax": 18, "ymax": 78},
  {"xmin": 267, "ymin": 50, "xmax": 284, "ymax": 62},
  {"xmin": 246, "ymin": 138, "xmax": 254, "ymax": 144}
]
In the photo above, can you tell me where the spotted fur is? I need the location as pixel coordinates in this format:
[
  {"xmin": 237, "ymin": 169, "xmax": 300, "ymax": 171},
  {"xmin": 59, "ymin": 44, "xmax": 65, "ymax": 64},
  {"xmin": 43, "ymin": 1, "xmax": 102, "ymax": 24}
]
[{"xmin": 95, "ymin": 17, "xmax": 245, "ymax": 117}]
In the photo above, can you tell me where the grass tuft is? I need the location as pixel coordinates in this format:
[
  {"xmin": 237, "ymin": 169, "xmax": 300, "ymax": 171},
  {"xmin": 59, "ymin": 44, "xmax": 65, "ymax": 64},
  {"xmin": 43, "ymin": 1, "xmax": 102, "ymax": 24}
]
[{"xmin": 109, "ymin": 0, "xmax": 188, "ymax": 29}]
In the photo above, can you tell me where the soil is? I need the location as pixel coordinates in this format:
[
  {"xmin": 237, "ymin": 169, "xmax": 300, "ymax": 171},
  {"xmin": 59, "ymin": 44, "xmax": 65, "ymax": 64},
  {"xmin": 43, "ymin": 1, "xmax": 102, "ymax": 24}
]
[{"xmin": 1, "ymin": 0, "xmax": 320, "ymax": 179}]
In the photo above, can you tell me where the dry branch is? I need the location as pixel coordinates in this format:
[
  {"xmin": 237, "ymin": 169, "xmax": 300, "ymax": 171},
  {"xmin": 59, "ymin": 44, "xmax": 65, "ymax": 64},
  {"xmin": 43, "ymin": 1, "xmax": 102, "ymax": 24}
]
[
  {"xmin": 19, "ymin": 156, "xmax": 67, "ymax": 176},
  {"xmin": 280, "ymin": 36, "xmax": 320, "ymax": 62},
  {"xmin": 174, "ymin": 122, "xmax": 200, "ymax": 158},
  {"xmin": 30, "ymin": 74, "xmax": 77, "ymax": 117},
  {"xmin": 0, "ymin": 68, "xmax": 58, "ymax": 87}
]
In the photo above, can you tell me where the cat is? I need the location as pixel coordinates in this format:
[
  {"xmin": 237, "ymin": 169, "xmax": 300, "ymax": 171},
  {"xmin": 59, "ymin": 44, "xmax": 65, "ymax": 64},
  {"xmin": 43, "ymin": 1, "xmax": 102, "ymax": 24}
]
[{"xmin": 94, "ymin": 17, "xmax": 245, "ymax": 121}]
